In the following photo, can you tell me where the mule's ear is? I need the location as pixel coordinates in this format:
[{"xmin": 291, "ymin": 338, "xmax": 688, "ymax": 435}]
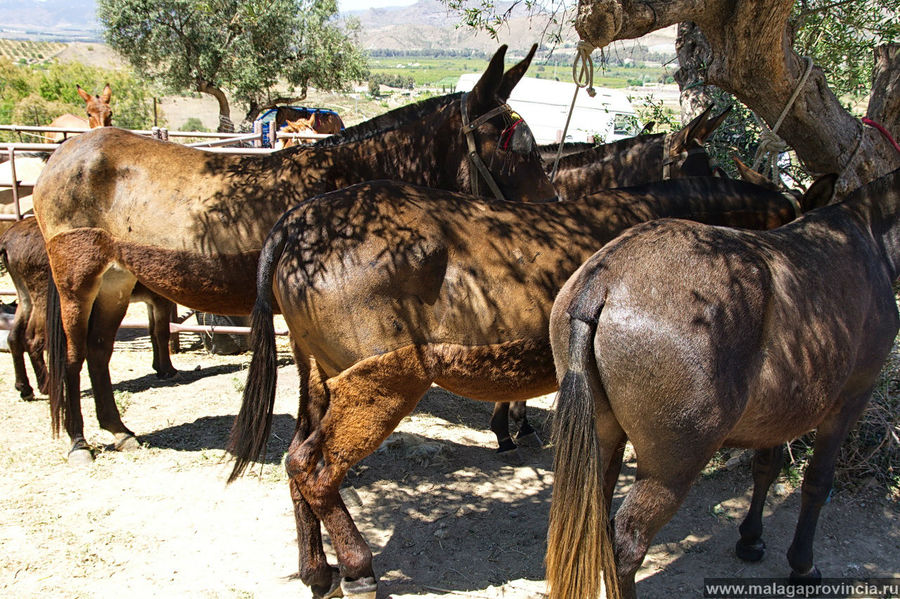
[
  {"xmin": 669, "ymin": 105, "xmax": 713, "ymax": 153},
  {"xmin": 639, "ymin": 121, "xmax": 655, "ymax": 135},
  {"xmin": 733, "ymin": 154, "xmax": 777, "ymax": 190},
  {"xmin": 76, "ymin": 85, "xmax": 92, "ymax": 103},
  {"xmin": 692, "ymin": 105, "xmax": 731, "ymax": 143},
  {"xmin": 99, "ymin": 83, "xmax": 112, "ymax": 104},
  {"xmin": 800, "ymin": 173, "xmax": 838, "ymax": 211},
  {"xmin": 468, "ymin": 45, "xmax": 508, "ymax": 111},
  {"xmin": 497, "ymin": 43, "xmax": 537, "ymax": 101}
]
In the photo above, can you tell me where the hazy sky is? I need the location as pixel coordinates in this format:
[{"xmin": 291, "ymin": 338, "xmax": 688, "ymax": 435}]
[{"xmin": 338, "ymin": 0, "xmax": 418, "ymax": 13}]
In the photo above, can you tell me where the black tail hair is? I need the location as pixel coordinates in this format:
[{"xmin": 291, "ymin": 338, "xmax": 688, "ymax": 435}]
[
  {"xmin": 46, "ymin": 276, "xmax": 67, "ymax": 437},
  {"xmin": 226, "ymin": 217, "xmax": 291, "ymax": 483}
]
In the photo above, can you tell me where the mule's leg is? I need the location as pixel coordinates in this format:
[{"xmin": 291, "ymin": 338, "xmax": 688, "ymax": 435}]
[
  {"xmin": 144, "ymin": 293, "xmax": 177, "ymax": 378},
  {"xmin": 735, "ymin": 445, "xmax": 784, "ymax": 561},
  {"xmin": 28, "ymin": 289, "xmax": 49, "ymax": 395},
  {"xmin": 612, "ymin": 444, "xmax": 717, "ymax": 598},
  {"xmin": 7, "ymin": 301, "xmax": 35, "ymax": 400},
  {"xmin": 85, "ymin": 275, "xmax": 140, "ymax": 450},
  {"xmin": 786, "ymin": 391, "xmax": 871, "ymax": 582},
  {"xmin": 289, "ymin": 347, "xmax": 434, "ymax": 597},
  {"xmin": 489, "ymin": 402, "xmax": 517, "ymax": 452},
  {"xmin": 46, "ymin": 232, "xmax": 112, "ymax": 463},
  {"xmin": 509, "ymin": 400, "xmax": 541, "ymax": 446},
  {"xmin": 287, "ymin": 351, "xmax": 341, "ymax": 599}
]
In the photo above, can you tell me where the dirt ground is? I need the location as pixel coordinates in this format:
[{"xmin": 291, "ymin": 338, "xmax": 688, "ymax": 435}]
[{"xmin": 0, "ymin": 303, "xmax": 898, "ymax": 599}]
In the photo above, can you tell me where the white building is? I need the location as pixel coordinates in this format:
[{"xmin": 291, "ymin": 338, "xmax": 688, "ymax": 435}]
[{"xmin": 456, "ymin": 74, "xmax": 642, "ymax": 145}]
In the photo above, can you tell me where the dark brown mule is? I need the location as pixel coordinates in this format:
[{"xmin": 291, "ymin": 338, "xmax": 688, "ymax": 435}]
[
  {"xmin": 226, "ymin": 176, "xmax": 824, "ymax": 598},
  {"xmin": 545, "ymin": 170, "xmax": 900, "ymax": 599},
  {"xmin": 46, "ymin": 84, "xmax": 113, "ymax": 142},
  {"xmin": 490, "ymin": 106, "xmax": 730, "ymax": 452},
  {"xmin": 0, "ymin": 218, "xmax": 176, "ymax": 401},
  {"xmin": 547, "ymin": 106, "xmax": 729, "ymax": 199},
  {"xmin": 33, "ymin": 45, "xmax": 555, "ymax": 464}
]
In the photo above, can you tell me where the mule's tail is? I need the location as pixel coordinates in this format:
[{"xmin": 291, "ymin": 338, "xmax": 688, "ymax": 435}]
[
  {"xmin": 547, "ymin": 316, "xmax": 621, "ymax": 599},
  {"xmin": 46, "ymin": 276, "xmax": 67, "ymax": 437},
  {"xmin": 226, "ymin": 218, "xmax": 291, "ymax": 483}
]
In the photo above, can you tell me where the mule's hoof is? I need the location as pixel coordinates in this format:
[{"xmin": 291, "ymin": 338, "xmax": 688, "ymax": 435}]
[
  {"xmin": 515, "ymin": 431, "xmax": 543, "ymax": 448},
  {"xmin": 735, "ymin": 538, "xmax": 766, "ymax": 562},
  {"xmin": 496, "ymin": 438, "xmax": 517, "ymax": 453},
  {"xmin": 114, "ymin": 433, "xmax": 141, "ymax": 452},
  {"xmin": 20, "ymin": 392, "xmax": 36, "ymax": 402},
  {"xmin": 311, "ymin": 569, "xmax": 343, "ymax": 599},
  {"xmin": 68, "ymin": 442, "xmax": 94, "ymax": 466},
  {"xmin": 156, "ymin": 368, "xmax": 178, "ymax": 380},
  {"xmin": 341, "ymin": 576, "xmax": 377, "ymax": 598},
  {"xmin": 789, "ymin": 565, "xmax": 822, "ymax": 585}
]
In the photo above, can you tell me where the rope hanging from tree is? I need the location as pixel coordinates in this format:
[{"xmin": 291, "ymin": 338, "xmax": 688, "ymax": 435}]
[
  {"xmin": 549, "ymin": 41, "xmax": 598, "ymax": 184},
  {"xmin": 750, "ymin": 56, "xmax": 814, "ymax": 186}
]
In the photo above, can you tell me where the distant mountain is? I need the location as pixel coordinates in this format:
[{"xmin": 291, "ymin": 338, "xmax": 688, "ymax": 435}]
[
  {"xmin": 349, "ymin": 0, "xmax": 579, "ymax": 54},
  {"xmin": 0, "ymin": 0, "xmax": 674, "ymax": 59},
  {"xmin": 0, "ymin": 0, "xmax": 100, "ymax": 40}
]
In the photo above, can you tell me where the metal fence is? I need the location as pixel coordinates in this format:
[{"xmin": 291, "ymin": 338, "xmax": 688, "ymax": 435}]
[{"xmin": 0, "ymin": 122, "xmax": 328, "ymax": 337}]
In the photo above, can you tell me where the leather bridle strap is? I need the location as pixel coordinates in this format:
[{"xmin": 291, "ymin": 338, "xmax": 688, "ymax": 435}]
[{"xmin": 460, "ymin": 92, "xmax": 510, "ymax": 202}]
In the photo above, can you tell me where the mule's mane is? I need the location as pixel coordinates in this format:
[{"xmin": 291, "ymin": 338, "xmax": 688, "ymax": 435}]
[
  {"xmin": 557, "ymin": 133, "xmax": 664, "ymax": 168},
  {"xmin": 314, "ymin": 92, "xmax": 462, "ymax": 147}
]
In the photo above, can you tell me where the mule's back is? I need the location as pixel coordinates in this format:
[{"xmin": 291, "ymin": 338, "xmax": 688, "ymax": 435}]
[
  {"xmin": 271, "ymin": 177, "xmax": 803, "ymax": 377},
  {"xmin": 556, "ymin": 200, "xmax": 898, "ymax": 449}
]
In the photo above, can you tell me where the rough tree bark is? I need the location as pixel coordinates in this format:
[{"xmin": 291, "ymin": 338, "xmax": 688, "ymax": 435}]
[
  {"xmin": 575, "ymin": 0, "xmax": 900, "ymax": 195},
  {"xmin": 197, "ymin": 80, "xmax": 233, "ymax": 133},
  {"xmin": 673, "ymin": 21, "xmax": 714, "ymax": 122},
  {"xmin": 867, "ymin": 44, "xmax": 900, "ymax": 140}
]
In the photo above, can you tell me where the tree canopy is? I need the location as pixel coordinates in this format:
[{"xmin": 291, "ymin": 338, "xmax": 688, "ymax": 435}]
[
  {"xmin": 573, "ymin": 0, "xmax": 900, "ymax": 194},
  {"xmin": 445, "ymin": 0, "xmax": 900, "ymax": 193},
  {"xmin": 97, "ymin": 0, "xmax": 368, "ymax": 129}
]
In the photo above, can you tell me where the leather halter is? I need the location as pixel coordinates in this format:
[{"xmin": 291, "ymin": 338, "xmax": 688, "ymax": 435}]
[{"xmin": 460, "ymin": 92, "xmax": 514, "ymax": 202}]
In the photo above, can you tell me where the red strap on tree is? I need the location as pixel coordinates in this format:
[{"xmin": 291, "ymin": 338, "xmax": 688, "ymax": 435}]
[{"xmin": 862, "ymin": 117, "xmax": 900, "ymax": 154}]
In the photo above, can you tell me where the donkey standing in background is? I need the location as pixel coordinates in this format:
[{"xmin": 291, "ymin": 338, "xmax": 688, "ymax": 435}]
[{"xmin": 46, "ymin": 84, "xmax": 112, "ymax": 142}]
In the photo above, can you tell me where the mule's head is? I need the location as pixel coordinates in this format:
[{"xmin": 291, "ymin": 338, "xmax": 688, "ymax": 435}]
[
  {"xmin": 664, "ymin": 105, "xmax": 730, "ymax": 178},
  {"xmin": 76, "ymin": 84, "xmax": 112, "ymax": 128},
  {"xmin": 453, "ymin": 44, "xmax": 557, "ymax": 203},
  {"xmin": 280, "ymin": 116, "xmax": 317, "ymax": 148}
]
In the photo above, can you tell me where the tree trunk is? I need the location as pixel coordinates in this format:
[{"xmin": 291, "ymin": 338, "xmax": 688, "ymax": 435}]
[
  {"xmin": 673, "ymin": 21, "xmax": 715, "ymax": 122},
  {"xmin": 574, "ymin": 0, "xmax": 900, "ymax": 196},
  {"xmin": 867, "ymin": 44, "xmax": 900, "ymax": 146},
  {"xmin": 197, "ymin": 80, "xmax": 233, "ymax": 133}
]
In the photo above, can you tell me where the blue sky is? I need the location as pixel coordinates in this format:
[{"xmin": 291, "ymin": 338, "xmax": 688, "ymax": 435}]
[{"xmin": 338, "ymin": 0, "xmax": 418, "ymax": 13}]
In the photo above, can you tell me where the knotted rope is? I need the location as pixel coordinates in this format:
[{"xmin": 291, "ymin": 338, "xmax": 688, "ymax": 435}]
[
  {"xmin": 751, "ymin": 56, "xmax": 814, "ymax": 186},
  {"xmin": 550, "ymin": 41, "xmax": 597, "ymax": 184}
]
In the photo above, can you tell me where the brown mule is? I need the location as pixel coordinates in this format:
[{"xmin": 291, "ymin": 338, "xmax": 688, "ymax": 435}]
[
  {"xmin": 45, "ymin": 84, "xmax": 112, "ymax": 142},
  {"xmin": 276, "ymin": 111, "xmax": 344, "ymax": 149},
  {"xmin": 547, "ymin": 105, "xmax": 730, "ymax": 199},
  {"xmin": 546, "ymin": 169, "xmax": 900, "ymax": 599},
  {"xmin": 492, "ymin": 106, "xmax": 731, "ymax": 451},
  {"xmin": 33, "ymin": 44, "xmax": 556, "ymax": 464},
  {"xmin": 226, "ymin": 175, "xmax": 827, "ymax": 598},
  {"xmin": 0, "ymin": 218, "xmax": 176, "ymax": 401}
]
